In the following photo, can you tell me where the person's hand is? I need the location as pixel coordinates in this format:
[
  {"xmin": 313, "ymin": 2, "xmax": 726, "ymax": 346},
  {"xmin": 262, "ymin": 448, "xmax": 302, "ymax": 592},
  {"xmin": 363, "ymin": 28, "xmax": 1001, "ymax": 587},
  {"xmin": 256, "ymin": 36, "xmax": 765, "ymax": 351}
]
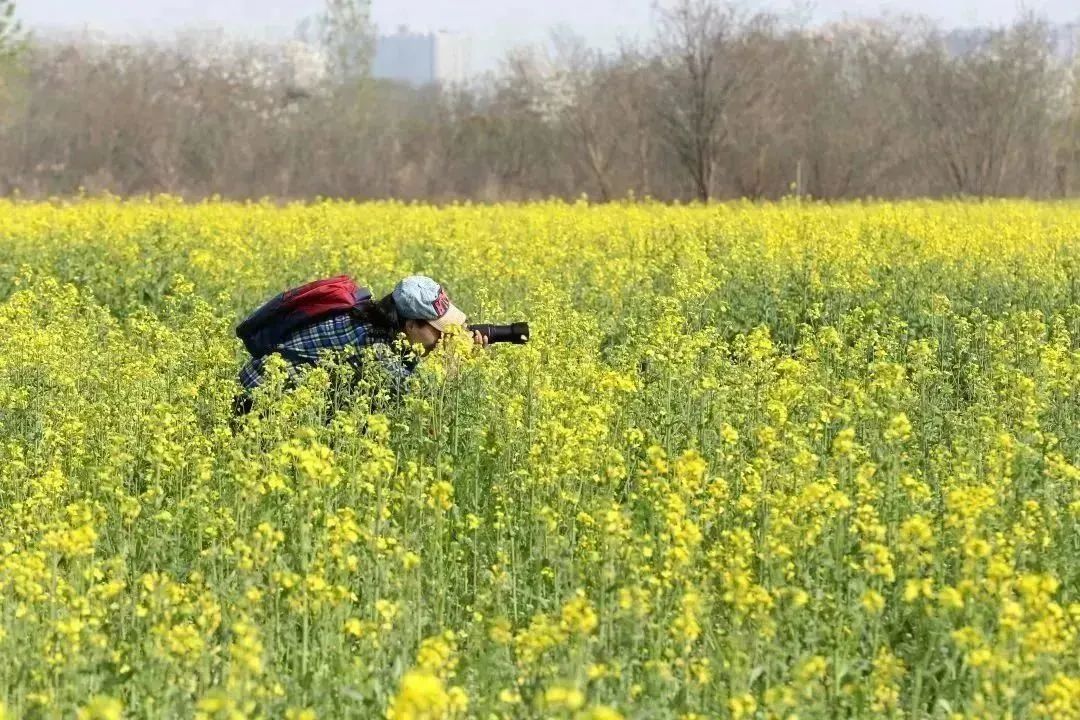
[{"xmin": 472, "ymin": 330, "xmax": 489, "ymax": 348}]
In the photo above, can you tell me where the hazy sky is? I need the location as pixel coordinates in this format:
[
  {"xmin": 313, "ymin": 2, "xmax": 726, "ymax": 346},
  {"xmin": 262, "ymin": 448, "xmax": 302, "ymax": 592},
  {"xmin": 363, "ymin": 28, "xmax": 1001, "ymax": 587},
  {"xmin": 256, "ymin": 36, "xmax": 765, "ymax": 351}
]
[{"xmin": 20, "ymin": 0, "xmax": 1080, "ymax": 70}]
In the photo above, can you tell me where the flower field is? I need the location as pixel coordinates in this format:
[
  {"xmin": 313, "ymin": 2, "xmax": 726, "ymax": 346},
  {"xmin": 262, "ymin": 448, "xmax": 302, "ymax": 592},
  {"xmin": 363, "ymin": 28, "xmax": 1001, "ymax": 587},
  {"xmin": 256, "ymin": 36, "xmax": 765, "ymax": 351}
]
[{"xmin": 0, "ymin": 198, "xmax": 1077, "ymax": 719}]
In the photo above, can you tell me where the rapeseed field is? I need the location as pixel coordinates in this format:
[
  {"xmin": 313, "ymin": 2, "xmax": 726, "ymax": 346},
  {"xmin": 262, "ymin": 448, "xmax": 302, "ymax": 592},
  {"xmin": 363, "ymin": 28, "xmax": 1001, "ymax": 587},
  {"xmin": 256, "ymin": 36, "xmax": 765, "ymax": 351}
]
[{"xmin": 0, "ymin": 198, "xmax": 1077, "ymax": 719}]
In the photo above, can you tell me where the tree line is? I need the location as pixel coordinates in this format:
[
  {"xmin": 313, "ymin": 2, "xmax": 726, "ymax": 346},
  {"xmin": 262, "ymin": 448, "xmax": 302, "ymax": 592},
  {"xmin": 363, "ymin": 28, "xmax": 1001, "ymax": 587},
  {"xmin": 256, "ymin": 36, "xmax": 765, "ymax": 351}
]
[{"xmin": 0, "ymin": 0, "xmax": 1078, "ymax": 201}]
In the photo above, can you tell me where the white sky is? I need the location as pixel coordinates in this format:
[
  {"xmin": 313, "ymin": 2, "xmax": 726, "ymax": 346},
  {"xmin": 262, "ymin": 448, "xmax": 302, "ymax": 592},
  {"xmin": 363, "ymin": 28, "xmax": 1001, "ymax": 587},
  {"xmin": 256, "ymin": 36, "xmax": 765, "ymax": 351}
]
[{"xmin": 19, "ymin": 0, "xmax": 1080, "ymax": 70}]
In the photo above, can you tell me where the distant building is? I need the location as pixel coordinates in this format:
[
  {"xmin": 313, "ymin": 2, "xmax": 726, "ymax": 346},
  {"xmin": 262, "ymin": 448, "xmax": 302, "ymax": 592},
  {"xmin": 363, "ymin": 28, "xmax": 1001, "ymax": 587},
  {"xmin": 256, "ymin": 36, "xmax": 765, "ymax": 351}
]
[{"xmin": 372, "ymin": 27, "xmax": 471, "ymax": 86}]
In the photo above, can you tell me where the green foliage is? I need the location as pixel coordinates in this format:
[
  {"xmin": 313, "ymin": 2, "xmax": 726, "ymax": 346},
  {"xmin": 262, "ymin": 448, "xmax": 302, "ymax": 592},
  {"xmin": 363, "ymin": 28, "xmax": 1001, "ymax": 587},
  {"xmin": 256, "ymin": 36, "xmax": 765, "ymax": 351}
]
[{"xmin": 0, "ymin": 0, "xmax": 22, "ymax": 63}]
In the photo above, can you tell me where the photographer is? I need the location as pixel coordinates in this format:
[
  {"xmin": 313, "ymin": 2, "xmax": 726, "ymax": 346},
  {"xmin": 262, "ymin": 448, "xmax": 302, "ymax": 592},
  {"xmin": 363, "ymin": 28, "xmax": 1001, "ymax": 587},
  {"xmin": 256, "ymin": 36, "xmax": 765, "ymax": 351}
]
[{"xmin": 234, "ymin": 275, "xmax": 495, "ymax": 416}]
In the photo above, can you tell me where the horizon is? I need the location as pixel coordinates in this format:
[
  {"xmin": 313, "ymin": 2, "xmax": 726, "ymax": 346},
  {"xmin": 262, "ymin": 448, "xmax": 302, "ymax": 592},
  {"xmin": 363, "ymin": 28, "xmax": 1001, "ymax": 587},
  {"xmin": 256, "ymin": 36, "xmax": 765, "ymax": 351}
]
[{"xmin": 18, "ymin": 1, "xmax": 1080, "ymax": 72}]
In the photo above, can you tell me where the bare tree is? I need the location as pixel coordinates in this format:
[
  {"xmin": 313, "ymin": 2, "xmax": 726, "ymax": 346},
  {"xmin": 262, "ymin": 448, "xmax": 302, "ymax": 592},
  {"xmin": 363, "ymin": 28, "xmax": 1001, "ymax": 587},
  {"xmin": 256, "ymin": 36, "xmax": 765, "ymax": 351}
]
[
  {"xmin": 318, "ymin": 0, "xmax": 374, "ymax": 82},
  {"xmin": 654, "ymin": 0, "xmax": 742, "ymax": 200},
  {"xmin": 0, "ymin": 0, "xmax": 25, "ymax": 112},
  {"xmin": 483, "ymin": 49, "xmax": 565, "ymax": 198},
  {"xmin": 713, "ymin": 14, "xmax": 797, "ymax": 199},
  {"xmin": 792, "ymin": 20, "xmax": 923, "ymax": 198},
  {"xmin": 612, "ymin": 47, "xmax": 663, "ymax": 197},
  {"xmin": 907, "ymin": 16, "xmax": 1059, "ymax": 196},
  {"xmin": 1054, "ymin": 60, "xmax": 1080, "ymax": 196},
  {"xmin": 549, "ymin": 29, "xmax": 629, "ymax": 201}
]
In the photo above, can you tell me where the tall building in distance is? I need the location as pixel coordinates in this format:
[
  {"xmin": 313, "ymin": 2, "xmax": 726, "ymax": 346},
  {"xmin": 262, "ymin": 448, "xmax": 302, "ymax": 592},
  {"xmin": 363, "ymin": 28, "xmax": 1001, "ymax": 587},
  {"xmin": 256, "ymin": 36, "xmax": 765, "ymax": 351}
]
[{"xmin": 372, "ymin": 27, "xmax": 471, "ymax": 86}]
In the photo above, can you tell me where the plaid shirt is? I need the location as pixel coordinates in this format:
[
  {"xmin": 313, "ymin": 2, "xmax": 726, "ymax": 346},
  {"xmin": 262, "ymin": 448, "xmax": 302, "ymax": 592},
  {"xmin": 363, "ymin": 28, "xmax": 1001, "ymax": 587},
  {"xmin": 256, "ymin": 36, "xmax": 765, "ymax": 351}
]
[{"xmin": 238, "ymin": 312, "xmax": 416, "ymax": 393}]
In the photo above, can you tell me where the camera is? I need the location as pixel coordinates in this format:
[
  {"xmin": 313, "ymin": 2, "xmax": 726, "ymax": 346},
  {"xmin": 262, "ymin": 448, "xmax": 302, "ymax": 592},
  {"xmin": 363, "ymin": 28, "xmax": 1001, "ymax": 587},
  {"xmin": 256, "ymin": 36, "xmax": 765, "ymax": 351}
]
[{"xmin": 466, "ymin": 322, "xmax": 530, "ymax": 345}]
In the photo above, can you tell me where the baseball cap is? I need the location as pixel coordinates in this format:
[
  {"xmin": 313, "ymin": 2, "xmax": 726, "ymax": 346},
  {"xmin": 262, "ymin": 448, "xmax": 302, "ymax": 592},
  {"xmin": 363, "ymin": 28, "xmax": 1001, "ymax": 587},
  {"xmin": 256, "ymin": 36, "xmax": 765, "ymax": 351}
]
[{"xmin": 392, "ymin": 275, "xmax": 467, "ymax": 331}]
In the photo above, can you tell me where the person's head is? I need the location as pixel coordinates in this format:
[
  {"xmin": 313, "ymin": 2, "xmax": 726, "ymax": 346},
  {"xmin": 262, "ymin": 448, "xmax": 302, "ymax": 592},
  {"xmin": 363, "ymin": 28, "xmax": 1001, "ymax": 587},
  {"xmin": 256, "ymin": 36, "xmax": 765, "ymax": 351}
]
[
  {"xmin": 401, "ymin": 318, "xmax": 442, "ymax": 353},
  {"xmin": 391, "ymin": 275, "xmax": 467, "ymax": 354}
]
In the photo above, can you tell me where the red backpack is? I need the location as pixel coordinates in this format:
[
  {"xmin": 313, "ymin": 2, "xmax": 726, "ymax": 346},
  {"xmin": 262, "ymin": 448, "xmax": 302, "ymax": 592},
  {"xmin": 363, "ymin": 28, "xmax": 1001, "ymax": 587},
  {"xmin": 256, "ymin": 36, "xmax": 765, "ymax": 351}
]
[{"xmin": 236, "ymin": 275, "xmax": 372, "ymax": 358}]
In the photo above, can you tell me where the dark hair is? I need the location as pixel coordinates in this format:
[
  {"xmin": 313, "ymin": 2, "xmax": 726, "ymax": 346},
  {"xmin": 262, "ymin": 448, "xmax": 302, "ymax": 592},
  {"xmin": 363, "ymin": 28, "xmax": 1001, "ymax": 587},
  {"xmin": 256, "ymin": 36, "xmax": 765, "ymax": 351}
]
[{"xmin": 356, "ymin": 292, "xmax": 406, "ymax": 335}]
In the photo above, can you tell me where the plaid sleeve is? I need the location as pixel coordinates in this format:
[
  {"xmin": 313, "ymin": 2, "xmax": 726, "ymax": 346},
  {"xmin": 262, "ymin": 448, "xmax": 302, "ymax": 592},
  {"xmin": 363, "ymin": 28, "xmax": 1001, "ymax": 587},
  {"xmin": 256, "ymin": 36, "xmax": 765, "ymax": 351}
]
[
  {"xmin": 238, "ymin": 314, "xmax": 413, "ymax": 396},
  {"xmin": 370, "ymin": 342, "xmax": 416, "ymax": 398},
  {"xmin": 238, "ymin": 356, "xmax": 265, "ymax": 391},
  {"xmin": 238, "ymin": 352, "xmax": 304, "ymax": 392}
]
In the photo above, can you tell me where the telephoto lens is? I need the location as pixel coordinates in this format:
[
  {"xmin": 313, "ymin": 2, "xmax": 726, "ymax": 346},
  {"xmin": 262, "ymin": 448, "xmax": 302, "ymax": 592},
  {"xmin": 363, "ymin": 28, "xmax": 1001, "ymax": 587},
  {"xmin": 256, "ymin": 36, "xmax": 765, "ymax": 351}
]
[{"xmin": 466, "ymin": 322, "xmax": 529, "ymax": 345}]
